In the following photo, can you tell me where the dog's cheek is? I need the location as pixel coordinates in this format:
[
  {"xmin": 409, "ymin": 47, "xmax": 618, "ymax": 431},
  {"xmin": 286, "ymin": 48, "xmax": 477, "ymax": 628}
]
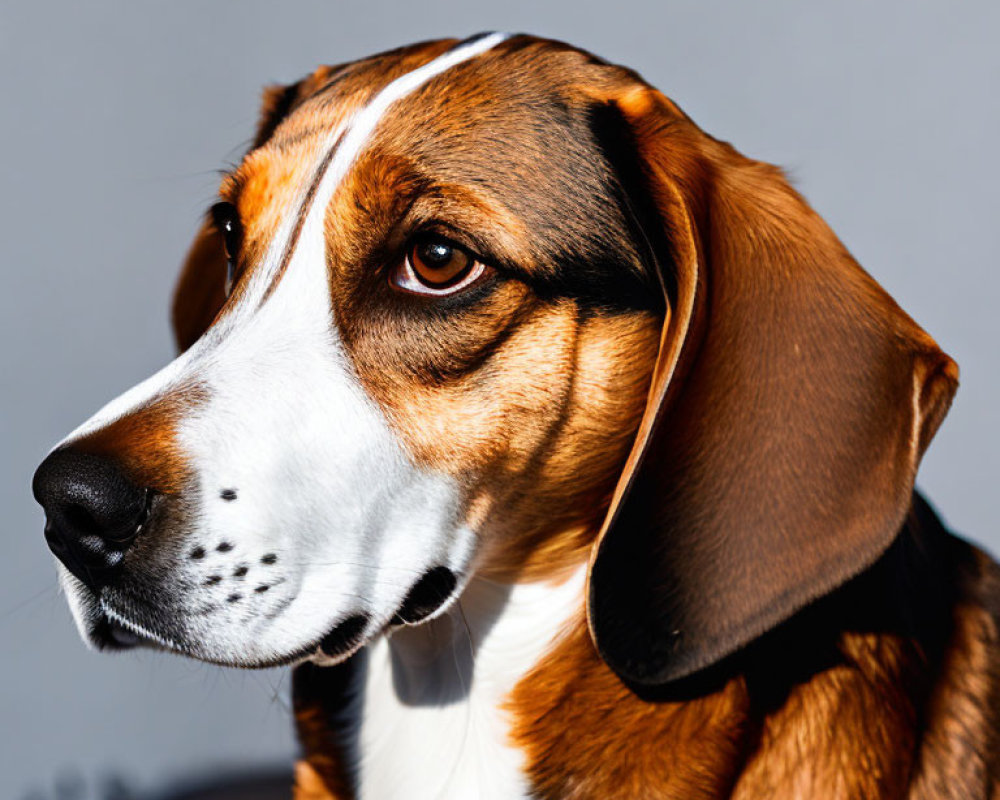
[
  {"xmin": 345, "ymin": 291, "xmax": 575, "ymax": 473},
  {"xmin": 473, "ymin": 309, "xmax": 660, "ymax": 578},
  {"xmin": 342, "ymin": 287, "xmax": 660, "ymax": 579}
]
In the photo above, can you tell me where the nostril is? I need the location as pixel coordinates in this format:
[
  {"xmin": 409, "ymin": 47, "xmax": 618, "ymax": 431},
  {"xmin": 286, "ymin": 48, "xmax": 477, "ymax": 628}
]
[
  {"xmin": 61, "ymin": 502, "xmax": 104, "ymax": 538},
  {"xmin": 44, "ymin": 521, "xmax": 68, "ymax": 555}
]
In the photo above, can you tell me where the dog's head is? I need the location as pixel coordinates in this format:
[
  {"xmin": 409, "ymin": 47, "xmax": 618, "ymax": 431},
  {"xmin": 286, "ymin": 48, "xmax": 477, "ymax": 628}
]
[{"xmin": 33, "ymin": 34, "xmax": 957, "ymax": 683}]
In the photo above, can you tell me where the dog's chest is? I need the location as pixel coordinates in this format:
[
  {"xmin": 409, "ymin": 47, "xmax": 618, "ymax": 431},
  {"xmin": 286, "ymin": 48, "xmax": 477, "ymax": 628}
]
[{"xmin": 352, "ymin": 566, "xmax": 586, "ymax": 800}]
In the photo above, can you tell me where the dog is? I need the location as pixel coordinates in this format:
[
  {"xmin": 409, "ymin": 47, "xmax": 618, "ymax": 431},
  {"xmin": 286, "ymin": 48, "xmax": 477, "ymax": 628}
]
[{"xmin": 32, "ymin": 33, "xmax": 1000, "ymax": 799}]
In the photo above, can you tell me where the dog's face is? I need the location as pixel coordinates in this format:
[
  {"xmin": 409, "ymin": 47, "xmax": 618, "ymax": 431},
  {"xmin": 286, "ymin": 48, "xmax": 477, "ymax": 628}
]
[
  {"xmin": 33, "ymin": 35, "xmax": 660, "ymax": 667},
  {"xmin": 35, "ymin": 33, "xmax": 957, "ymax": 684}
]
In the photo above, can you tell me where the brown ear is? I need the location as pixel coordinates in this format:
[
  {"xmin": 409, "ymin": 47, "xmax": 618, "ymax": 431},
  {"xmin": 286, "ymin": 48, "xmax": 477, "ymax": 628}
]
[
  {"xmin": 171, "ymin": 80, "xmax": 304, "ymax": 352},
  {"xmin": 170, "ymin": 220, "xmax": 228, "ymax": 351},
  {"xmin": 587, "ymin": 88, "xmax": 958, "ymax": 686}
]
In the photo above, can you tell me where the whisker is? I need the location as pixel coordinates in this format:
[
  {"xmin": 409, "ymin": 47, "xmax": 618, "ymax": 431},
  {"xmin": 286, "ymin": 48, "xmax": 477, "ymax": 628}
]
[
  {"xmin": 455, "ymin": 597, "xmax": 477, "ymax": 653},
  {"xmin": 278, "ymin": 576, "xmax": 414, "ymax": 591},
  {"xmin": 292, "ymin": 589, "xmax": 388, "ymax": 604},
  {"xmin": 441, "ymin": 598, "xmax": 475, "ymax": 792},
  {"xmin": 283, "ymin": 558, "xmax": 432, "ymax": 576},
  {"xmin": 0, "ymin": 584, "xmax": 59, "ymax": 623}
]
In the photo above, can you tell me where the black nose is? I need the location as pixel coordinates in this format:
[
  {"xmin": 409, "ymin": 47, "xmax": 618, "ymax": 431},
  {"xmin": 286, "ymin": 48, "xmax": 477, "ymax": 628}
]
[{"xmin": 32, "ymin": 448, "xmax": 150, "ymax": 590}]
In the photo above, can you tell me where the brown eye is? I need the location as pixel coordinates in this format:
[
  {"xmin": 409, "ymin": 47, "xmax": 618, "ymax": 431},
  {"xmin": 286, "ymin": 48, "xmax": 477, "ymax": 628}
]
[
  {"xmin": 391, "ymin": 235, "xmax": 487, "ymax": 296},
  {"xmin": 411, "ymin": 239, "xmax": 469, "ymax": 284},
  {"xmin": 210, "ymin": 201, "xmax": 242, "ymax": 297}
]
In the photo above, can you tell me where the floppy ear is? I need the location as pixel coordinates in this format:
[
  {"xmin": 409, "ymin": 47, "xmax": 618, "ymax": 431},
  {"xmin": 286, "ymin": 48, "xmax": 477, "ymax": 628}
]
[
  {"xmin": 170, "ymin": 221, "xmax": 228, "ymax": 352},
  {"xmin": 587, "ymin": 88, "xmax": 959, "ymax": 686},
  {"xmin": 170, "ymin": 80, "xmax": 305, "ymax": 352}
]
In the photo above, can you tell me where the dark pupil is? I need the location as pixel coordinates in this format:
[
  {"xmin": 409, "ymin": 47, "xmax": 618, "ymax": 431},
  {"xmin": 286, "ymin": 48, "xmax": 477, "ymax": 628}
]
[
  {"xmin": 211, "ymin": 202, "xmax": 241, "ymax": 264},
  {"xmin": 222, "ymin": 219, "xmax": 239, "ymax": 260},
  {"xmin": 419, "ymin": 241, "xmax": 453, "ymax": 268}
]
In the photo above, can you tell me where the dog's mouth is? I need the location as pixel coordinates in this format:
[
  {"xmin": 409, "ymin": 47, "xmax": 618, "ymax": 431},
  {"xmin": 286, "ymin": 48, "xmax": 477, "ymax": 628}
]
[
  {"xmin": 308, "ymin": 566, "xmax": 460, "ymax": 666},
  {"xmin": 90, "ymin": 615, "xmax": 152, "ymax": 651},
  {"xmin": 90, "ymin": 598, "xmax": 189, "ymax": 655},
  {"xmin": 87, "ymin": 601, "xmax": 372, "ymax": 667},
  {"xmin": 82, "ymin": 565, "xmax": 461, "ymax": 667}
]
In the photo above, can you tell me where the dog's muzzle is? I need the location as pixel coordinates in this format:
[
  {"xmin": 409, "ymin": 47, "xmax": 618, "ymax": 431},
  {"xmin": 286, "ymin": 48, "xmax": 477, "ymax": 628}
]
[{"xmin": 33, "ymin": 448, "xmax": 151, "ymax": 592}]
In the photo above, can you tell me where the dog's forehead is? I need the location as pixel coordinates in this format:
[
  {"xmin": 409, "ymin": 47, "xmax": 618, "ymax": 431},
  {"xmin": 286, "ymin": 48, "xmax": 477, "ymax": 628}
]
[
  {"xmin": 223, "ymin": 39, "xmax": 479, "ymax": 206},
  {"xmin": 263, "ymin": 36, "xmax": 609, "ymax": 156},
  {"xmin": 216, "ymin": 42, "xmax": 452, "ymax": 244},
  {"xmin": 223, "ymin": 37, "xmax": 640, "ymax": 282}
]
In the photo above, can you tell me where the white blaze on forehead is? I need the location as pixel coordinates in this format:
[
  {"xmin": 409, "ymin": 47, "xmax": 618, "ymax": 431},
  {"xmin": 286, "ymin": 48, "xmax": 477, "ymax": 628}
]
[
  {"xmin": 60, "ymin": 32, "xmax": 509, "ymax": 446},
  {"xmin": 286, "ymin": 32, "xmax": 510, "ymax": 290}
]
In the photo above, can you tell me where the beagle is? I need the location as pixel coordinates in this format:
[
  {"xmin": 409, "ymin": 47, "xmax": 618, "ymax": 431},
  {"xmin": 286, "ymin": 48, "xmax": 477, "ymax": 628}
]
[{"xmin": 33, "ymin": 33, "xmax": 1000, "ymax": 799}]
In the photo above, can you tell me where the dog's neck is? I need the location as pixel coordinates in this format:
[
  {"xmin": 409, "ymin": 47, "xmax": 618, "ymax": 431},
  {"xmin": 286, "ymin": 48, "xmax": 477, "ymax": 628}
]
[
  {"xmin": 294, "ymin": 562, "xmax": 588, "ymax": 800},
  {"xmin": 291, "ymin": 496, "xmax": 998, "ymax": 800}
]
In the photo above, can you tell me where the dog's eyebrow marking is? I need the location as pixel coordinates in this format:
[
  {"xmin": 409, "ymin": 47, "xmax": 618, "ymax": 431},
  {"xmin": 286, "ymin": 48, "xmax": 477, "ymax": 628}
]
[{"xmin": 260, "ymin": 31, "xmax": 510, "ymax": 301}]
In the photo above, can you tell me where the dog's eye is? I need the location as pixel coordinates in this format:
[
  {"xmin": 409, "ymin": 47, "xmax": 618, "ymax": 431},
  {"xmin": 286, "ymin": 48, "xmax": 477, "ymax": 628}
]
[
  {"xmin": 210, "ymin": 202, "xmax": 243, "ymax": 297},
  {"xmin": 390, "ymin": 235, "xmax": 487, "ymax": 296}
]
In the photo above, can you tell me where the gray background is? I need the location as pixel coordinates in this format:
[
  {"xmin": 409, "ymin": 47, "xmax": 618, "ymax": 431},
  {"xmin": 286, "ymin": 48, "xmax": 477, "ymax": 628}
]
[{"xmin": 1, "ymin": 1, "xmax": 997, "ymax": 796}]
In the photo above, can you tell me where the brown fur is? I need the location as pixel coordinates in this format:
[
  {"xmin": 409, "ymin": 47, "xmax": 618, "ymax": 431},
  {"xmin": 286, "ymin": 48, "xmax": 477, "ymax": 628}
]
[
  {"xmin": 509, "ymin": 510, "xmax": 1000, "ymax": 799},
  {"xmin": 159, "ymin": 36, "xmax": 1000, "ymax": 799},
  {"xmin": 71, "ymin": 390, "xmax": 201, "ymax": 492}
]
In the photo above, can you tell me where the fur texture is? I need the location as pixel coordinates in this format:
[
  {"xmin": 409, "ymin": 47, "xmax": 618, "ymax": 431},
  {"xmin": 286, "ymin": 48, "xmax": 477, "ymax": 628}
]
[{"xmin": 35, "ymin": 34, "xmax": 1000, "ymax": 800}]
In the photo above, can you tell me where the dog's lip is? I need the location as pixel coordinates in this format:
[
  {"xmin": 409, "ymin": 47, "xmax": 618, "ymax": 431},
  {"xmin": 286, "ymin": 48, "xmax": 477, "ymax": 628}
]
[
  {"xmin": 94, "ymin": 598, "xmax": 186, "ymax": 654},
  {"xmin": 76, "ymin": 567, "xmax": 464, "ymax": 667},
  {"xmin": 389, "ymin": 565, "xmax": 457, "ymax": 626},
  {"xmin": 89, "ymin": 613, "xmax": 154, "ymax": 652},
  {"xmin": 89, "ymin": 596, "xmax": 374, "ymax": 668},
  {"xmin": 106, "ymin": 620, "xmax": 144, "ymax": 648}
]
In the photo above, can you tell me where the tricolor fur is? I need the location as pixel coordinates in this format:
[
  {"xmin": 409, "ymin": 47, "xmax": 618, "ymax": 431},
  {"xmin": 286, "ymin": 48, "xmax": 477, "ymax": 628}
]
[{"xmin": 35, "ymin": 34, "xmax": 1000, "ymax": 799}]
